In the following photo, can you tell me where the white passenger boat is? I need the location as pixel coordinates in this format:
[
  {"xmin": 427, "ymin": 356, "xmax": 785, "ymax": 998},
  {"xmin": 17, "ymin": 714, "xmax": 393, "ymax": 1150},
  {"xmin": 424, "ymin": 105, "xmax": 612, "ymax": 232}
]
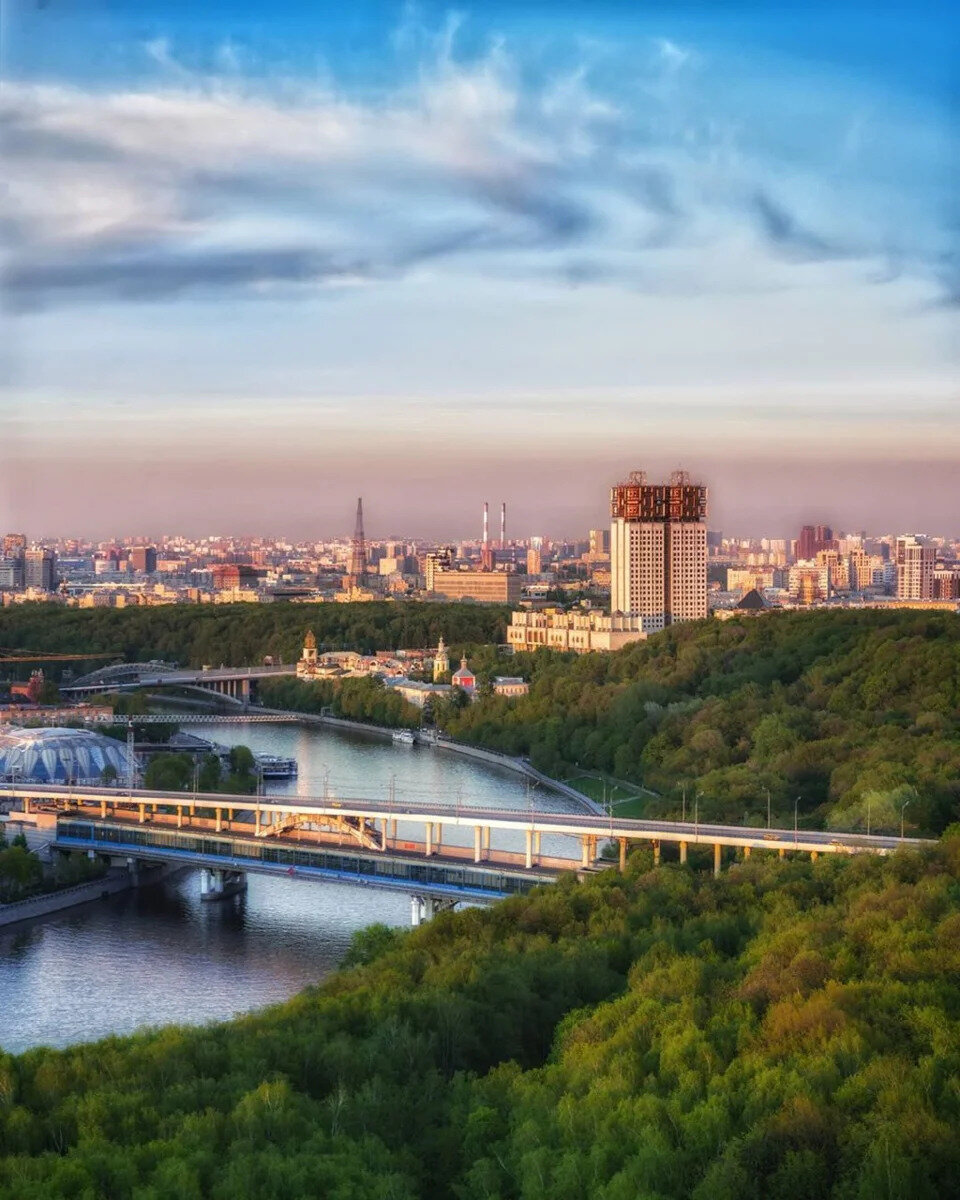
[{"xmin": 392, "ymin": 729, "xmax": 415, "ymax": 746}]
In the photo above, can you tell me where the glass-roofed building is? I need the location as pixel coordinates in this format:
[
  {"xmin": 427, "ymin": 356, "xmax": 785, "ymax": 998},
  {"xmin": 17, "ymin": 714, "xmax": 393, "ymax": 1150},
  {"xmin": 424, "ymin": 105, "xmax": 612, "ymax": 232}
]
[{"xmin": 0, "ymin": 726, "xmax": 131, "ymax": 785}]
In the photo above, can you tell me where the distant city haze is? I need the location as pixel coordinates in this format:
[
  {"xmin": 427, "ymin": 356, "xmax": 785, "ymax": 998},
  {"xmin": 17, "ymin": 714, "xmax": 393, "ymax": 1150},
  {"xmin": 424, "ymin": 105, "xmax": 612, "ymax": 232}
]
[{"xmin": 1, "ymin": 2, "xmax": 956, "ymax": 537}]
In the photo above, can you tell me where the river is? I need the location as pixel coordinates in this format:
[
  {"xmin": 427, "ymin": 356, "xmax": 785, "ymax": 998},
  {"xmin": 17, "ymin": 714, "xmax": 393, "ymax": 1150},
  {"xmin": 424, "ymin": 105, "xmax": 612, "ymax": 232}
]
[{"xmin": 0, "ymin": 720, "xmax": 587, "ymax": 1055}]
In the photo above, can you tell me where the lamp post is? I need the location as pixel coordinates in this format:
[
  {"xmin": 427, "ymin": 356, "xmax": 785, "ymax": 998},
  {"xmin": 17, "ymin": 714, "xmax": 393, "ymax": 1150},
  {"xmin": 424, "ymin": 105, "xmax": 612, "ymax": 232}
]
[{"xmin": 900, "ymin": 798, "xmax": 912, "ymax": 841}]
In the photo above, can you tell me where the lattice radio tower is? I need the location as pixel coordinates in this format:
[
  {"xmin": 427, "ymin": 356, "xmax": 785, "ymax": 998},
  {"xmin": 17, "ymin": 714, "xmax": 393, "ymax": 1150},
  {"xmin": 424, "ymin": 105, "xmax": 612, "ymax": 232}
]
[{"xmin": 349, "ymin": 497, "xmax": 368, "ymax": 580}]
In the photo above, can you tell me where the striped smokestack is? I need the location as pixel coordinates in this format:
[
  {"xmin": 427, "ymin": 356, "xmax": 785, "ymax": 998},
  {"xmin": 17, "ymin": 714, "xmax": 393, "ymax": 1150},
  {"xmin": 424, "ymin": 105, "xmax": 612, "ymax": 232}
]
[
  {"xmin": 500, "ymin": 502, "xmax": 506, "ymax": 548},
  {"xmin": 483, "ymin": 502, "xmax": 489, "ymax": 548}
]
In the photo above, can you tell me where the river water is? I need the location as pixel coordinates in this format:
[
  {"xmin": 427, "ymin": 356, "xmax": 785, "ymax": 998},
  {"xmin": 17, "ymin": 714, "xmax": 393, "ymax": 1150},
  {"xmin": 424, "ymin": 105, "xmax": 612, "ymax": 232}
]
[{"xmin": 0, "ymin": 720, "xmax": 586, "ymax": 1055}]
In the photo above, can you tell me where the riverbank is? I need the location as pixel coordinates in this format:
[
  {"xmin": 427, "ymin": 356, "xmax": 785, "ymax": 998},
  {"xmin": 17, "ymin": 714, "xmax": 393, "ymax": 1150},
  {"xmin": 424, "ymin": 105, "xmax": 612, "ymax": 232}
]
[
  {"xmin": 0, "ymin": 863, "xmax": 174, "ymax": 930},
  {"xmin": 254, "ymin": 706, "xmax": 604, "ymax": 813}
]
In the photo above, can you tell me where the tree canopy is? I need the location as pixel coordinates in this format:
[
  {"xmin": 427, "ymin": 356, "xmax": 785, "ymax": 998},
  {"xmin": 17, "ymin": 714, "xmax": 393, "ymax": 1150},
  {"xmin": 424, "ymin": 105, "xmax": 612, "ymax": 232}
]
[
  {"xmin": 443, "ymin": 610, "xmax": 960, "ymax": 835},
  {"xmin": 1, "ymin": 840, "xmax": 958, "ymax": 1198}
]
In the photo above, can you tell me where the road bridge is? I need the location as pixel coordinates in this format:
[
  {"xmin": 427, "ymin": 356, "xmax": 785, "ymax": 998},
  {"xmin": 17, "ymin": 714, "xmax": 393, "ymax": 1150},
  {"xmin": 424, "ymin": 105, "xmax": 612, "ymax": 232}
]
[{"xmin": 2, "ymin": 781, "xmax": 933, "ymax": 882}]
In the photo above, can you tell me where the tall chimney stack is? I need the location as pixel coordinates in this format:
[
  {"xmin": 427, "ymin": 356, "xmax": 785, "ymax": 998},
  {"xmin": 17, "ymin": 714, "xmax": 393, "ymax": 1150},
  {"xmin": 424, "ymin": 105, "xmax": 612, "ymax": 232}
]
[
  {"xmin": 482, "ymin": 502, "xmax": 489, "ymax": 549},
  {"xmin": 500, "ymin": 502, "xmax": 506, "ymax": 549}
]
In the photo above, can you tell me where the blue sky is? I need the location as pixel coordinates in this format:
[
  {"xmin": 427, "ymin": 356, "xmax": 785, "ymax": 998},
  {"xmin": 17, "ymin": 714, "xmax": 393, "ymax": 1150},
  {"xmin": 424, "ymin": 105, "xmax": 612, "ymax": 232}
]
[{"xmin": 1, "ymin": 1, "xmax": 957, "ymax": 537}]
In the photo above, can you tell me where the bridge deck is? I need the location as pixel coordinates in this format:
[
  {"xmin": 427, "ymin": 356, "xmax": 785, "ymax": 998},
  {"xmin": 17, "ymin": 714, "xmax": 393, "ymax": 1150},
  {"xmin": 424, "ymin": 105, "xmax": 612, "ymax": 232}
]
[
  {"xmin": 1, "ymin": 782, "xmax": 933, "ymax": 857},
  {"xmin": 55, "ymin": 817, "xmax": 567, "ymax": 902}
]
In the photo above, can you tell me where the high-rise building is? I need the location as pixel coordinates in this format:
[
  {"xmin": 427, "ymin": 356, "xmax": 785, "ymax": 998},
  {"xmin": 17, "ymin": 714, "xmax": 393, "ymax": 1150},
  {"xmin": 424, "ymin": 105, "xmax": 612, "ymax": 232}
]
[
  {"xmin": 1, "ymin": 534, "xmax": 26, "ymax": 590},
  {"xmin": 896, "ymin": 536, "xmax": 934, "ymax": 600},
  {"xmin": 3, "ymin": 533, "xmax": 26, "ymax": 559},
  {"xmin": 526, "ymin": 546, "xmax": 542, "ymax": 576},
  {"xmin": 24, "ymin": 547, "xmax": 57, "ymax": 591},
  {"xmin": 610, "ymin": 470, "xmax": 707, "ymax": 629},
  {"xmin": 848, "ymin": 547, "xmax": 870, "ymax": 592},
  {"xmin": 798, "ymin": 524, "xmax": 837, "ymax": 561},
  {"xmin": 588, "ymin": 528, "xmax": 610, "ymax": 556},
  {"xmin": 129, "ymin": 546, "xmax": 157, "ymax": 574}
]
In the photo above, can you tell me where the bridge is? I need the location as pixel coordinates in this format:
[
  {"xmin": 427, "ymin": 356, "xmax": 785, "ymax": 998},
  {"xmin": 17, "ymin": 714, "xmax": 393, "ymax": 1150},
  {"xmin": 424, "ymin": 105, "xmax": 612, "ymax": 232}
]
[
  {"xmin": 0, "ymin": 781, "xmax": 934, "ymax": 922},
  {"xmin": 60, "ymin": 662, "xmax": 298, "ymax": 704}
]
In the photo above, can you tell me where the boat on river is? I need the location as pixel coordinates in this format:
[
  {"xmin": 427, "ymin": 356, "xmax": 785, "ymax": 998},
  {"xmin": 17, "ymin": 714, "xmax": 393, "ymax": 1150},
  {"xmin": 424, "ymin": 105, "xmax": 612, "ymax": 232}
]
[{"xmin": 392, "ymin": 729, "xmax": 415, "ymax": 746}]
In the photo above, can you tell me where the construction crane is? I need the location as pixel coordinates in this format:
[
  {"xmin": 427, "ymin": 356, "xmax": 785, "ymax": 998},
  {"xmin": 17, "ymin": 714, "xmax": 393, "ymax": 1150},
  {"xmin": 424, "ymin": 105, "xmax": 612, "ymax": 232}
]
[{"xmin": 0, "ymin": 648, "xmax": 120, "ymax": 664}]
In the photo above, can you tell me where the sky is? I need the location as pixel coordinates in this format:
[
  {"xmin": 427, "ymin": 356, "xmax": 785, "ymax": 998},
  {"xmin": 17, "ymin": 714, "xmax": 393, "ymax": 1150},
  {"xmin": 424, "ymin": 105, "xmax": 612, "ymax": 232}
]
[{"xmin": 1, "ymin": 1, "xmax": 957, "ymax": 540}]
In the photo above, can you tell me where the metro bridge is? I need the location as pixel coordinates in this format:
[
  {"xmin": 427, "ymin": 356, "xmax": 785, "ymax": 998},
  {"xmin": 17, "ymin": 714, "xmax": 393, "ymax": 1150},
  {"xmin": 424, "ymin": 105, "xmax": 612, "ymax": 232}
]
[
  {"xmin": 1, "ymin": 782, "xmax": 934, "ymax": 922},
  {"xmin": 60, "ymin": 662, "xmax": 297, "ymax": 704}
]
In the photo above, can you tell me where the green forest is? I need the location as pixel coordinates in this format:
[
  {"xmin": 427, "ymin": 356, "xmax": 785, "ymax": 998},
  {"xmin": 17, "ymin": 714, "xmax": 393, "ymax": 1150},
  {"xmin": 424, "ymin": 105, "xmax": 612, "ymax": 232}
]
[
  {"xmin": 0, "ymin": 601, "xmax": 509, "ymax": 678},
  {"xmin": 443, "ymin": 610, "xmax": 960, "ymax": 837},
  {"xmin": 1, "ymin": 841, "xmax": 958, "ymax": 1198}
]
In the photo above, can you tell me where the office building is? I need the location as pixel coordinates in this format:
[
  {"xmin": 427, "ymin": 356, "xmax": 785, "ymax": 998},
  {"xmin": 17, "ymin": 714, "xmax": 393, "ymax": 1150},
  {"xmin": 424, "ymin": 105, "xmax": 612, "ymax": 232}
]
[
  {"xmin": 24, "ymin": 547, "xmax": 57, "ymax": 591},
  {"xmin": 429, "ymin": 569, "xmax": 522, "ymax": 605},
  {"xmin": 896, "ymin": 536, "xmax": 935, "ymax": 600},
  {"xmin": 610, "ymin": 470, "xmax": 708, "ymax": 629},
  {"xmin": 129, "ymin": 546, "xmax": 157, "ymax": 574}
]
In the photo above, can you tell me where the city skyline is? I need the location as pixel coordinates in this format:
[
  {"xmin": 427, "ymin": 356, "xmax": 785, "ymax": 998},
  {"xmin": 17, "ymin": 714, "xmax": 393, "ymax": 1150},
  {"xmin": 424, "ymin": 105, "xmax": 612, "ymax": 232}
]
[{"xmin": 2, "ymin": 1, "xmax": 957, "ymax": 534}]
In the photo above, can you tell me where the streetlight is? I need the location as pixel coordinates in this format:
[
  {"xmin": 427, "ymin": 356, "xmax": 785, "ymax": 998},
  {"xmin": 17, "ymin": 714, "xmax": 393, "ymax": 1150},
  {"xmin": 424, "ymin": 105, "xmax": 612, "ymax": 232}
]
[{"xmin": 900, "ymin": 797, "xmax": 912, "ymax": 841}]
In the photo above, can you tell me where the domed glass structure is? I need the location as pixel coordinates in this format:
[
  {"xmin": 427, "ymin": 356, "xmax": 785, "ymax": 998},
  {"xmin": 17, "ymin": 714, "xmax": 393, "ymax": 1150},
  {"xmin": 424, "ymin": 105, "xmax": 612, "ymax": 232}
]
[{"xmin": 0, "ymin": 727, "xmax": 131, "ymax": 785}]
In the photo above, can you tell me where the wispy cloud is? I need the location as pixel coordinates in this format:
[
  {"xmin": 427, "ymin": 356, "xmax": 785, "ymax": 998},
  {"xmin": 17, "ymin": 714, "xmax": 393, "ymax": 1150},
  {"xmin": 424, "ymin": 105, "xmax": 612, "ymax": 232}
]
[{"xmin": 0, "ymin": 19, "xmax": 951, "ymax": 311}]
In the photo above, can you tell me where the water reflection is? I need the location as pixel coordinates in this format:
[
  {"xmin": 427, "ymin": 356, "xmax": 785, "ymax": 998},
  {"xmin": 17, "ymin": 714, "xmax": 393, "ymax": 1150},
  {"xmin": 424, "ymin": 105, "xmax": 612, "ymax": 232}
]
[{"xmin": 0, "ymin": 719, "xmax": 586, "ymax": 1054}]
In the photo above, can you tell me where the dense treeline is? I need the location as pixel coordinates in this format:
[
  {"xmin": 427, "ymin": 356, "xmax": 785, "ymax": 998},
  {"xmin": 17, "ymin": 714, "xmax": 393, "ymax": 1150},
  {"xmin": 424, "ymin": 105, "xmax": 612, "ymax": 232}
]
[
  {"xmin": 0, "ymin": 601, "xmax": 509, "ymax": 678},
  {"xmin": 0, "ymin": 830, "xmax": 105, "ymax": 903},
  {"xmin": 1, "ymin": 842, "xmax": 958, "ymax": 1197},
  {"xmin": 259, "ymin": 675, "xmax": 421, "ymax": 729},
  {"xmin": 445, "ymin": 610, "xmax": 960, "ymax": 835}
]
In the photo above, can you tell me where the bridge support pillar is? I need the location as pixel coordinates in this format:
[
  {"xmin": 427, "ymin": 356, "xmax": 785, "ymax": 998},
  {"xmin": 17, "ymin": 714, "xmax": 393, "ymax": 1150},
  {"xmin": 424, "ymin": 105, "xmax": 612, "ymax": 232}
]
[
  {"xmin": 389, "ymin": 819, "xmax": 398, "ymax": 843},
  {"xmin": 619, "ymin": 838, "xmax": 627, "ymax": 872},
  {"xmin": 434, "ymin": 823, "xmax": 442, "ymax": 850},
  {"xmin": 255, "ymin": 808, "xmax": 261, "ymax": 836},
  {"xmin": 714, "ymin": 843, "xmax": 722, "ymax": 877},
  {"xmin": 525, "ymin": 829, "xmax": 533, "ymax": 869},
  {"xmin": 680, "ymin": 841, "xmax": 688, "ymax": 864},
  {"xmin": 779, "ymin": 847, "xmax": 785, "ymax": 859},
  {"xmin": 474, "ymin": 825, "xmax": 482, "ymax": 863},
  {"xmin": 380, "ymin": 820, "xmax": 387, "ymax": 852},
  {"xmin": 177, "ymin": 806, "xmax": 183, "ymax": 829},
  {"xmin": 241, "ymin": 679, "xmax": 251, "ymax": 707},
  {"xmin": 425, "ymin": 823, "xmax": 432, "ymax": 856},
  {"xmin": 410, "ymin": 894, "xmax": 457, "ymax": 927},
  {"xmin": 534, "ymin": 830, "xmax": 541, "ymax": 862},
  {"xmin": 743, "ymin": 846, "xmax": 751, "ymax": 859},
  {"xmin": 653, "ymin": 840, "xmax": 661, "ymax": 867},
  {"xmin": 138, "ymin": 803, "xmax": 146, "ymax": 824},
  {"xmin": 100, "ymin": 799, "xmax": 107, "ymax": 819},
  {"xmin": 581, "ymin": 836, "xmax": 591, "ymax": 868},
  {"xmin": 215, "ymin": 808, "xmax": 222, "ymax": 833},
  {"xmin": 810, "ymin": 850, "xmax": 818, "ymax": 862},
  {"xmin": 483, "ymin": 826, "xmax": 491, "ymax": 852},
  {"xmin": 23, "ymin": 797, "xmax": 31, "ymax": 815},
  {"xmin": 200, "ymin": 868, "xmax": 246, "ymax": 902}
]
